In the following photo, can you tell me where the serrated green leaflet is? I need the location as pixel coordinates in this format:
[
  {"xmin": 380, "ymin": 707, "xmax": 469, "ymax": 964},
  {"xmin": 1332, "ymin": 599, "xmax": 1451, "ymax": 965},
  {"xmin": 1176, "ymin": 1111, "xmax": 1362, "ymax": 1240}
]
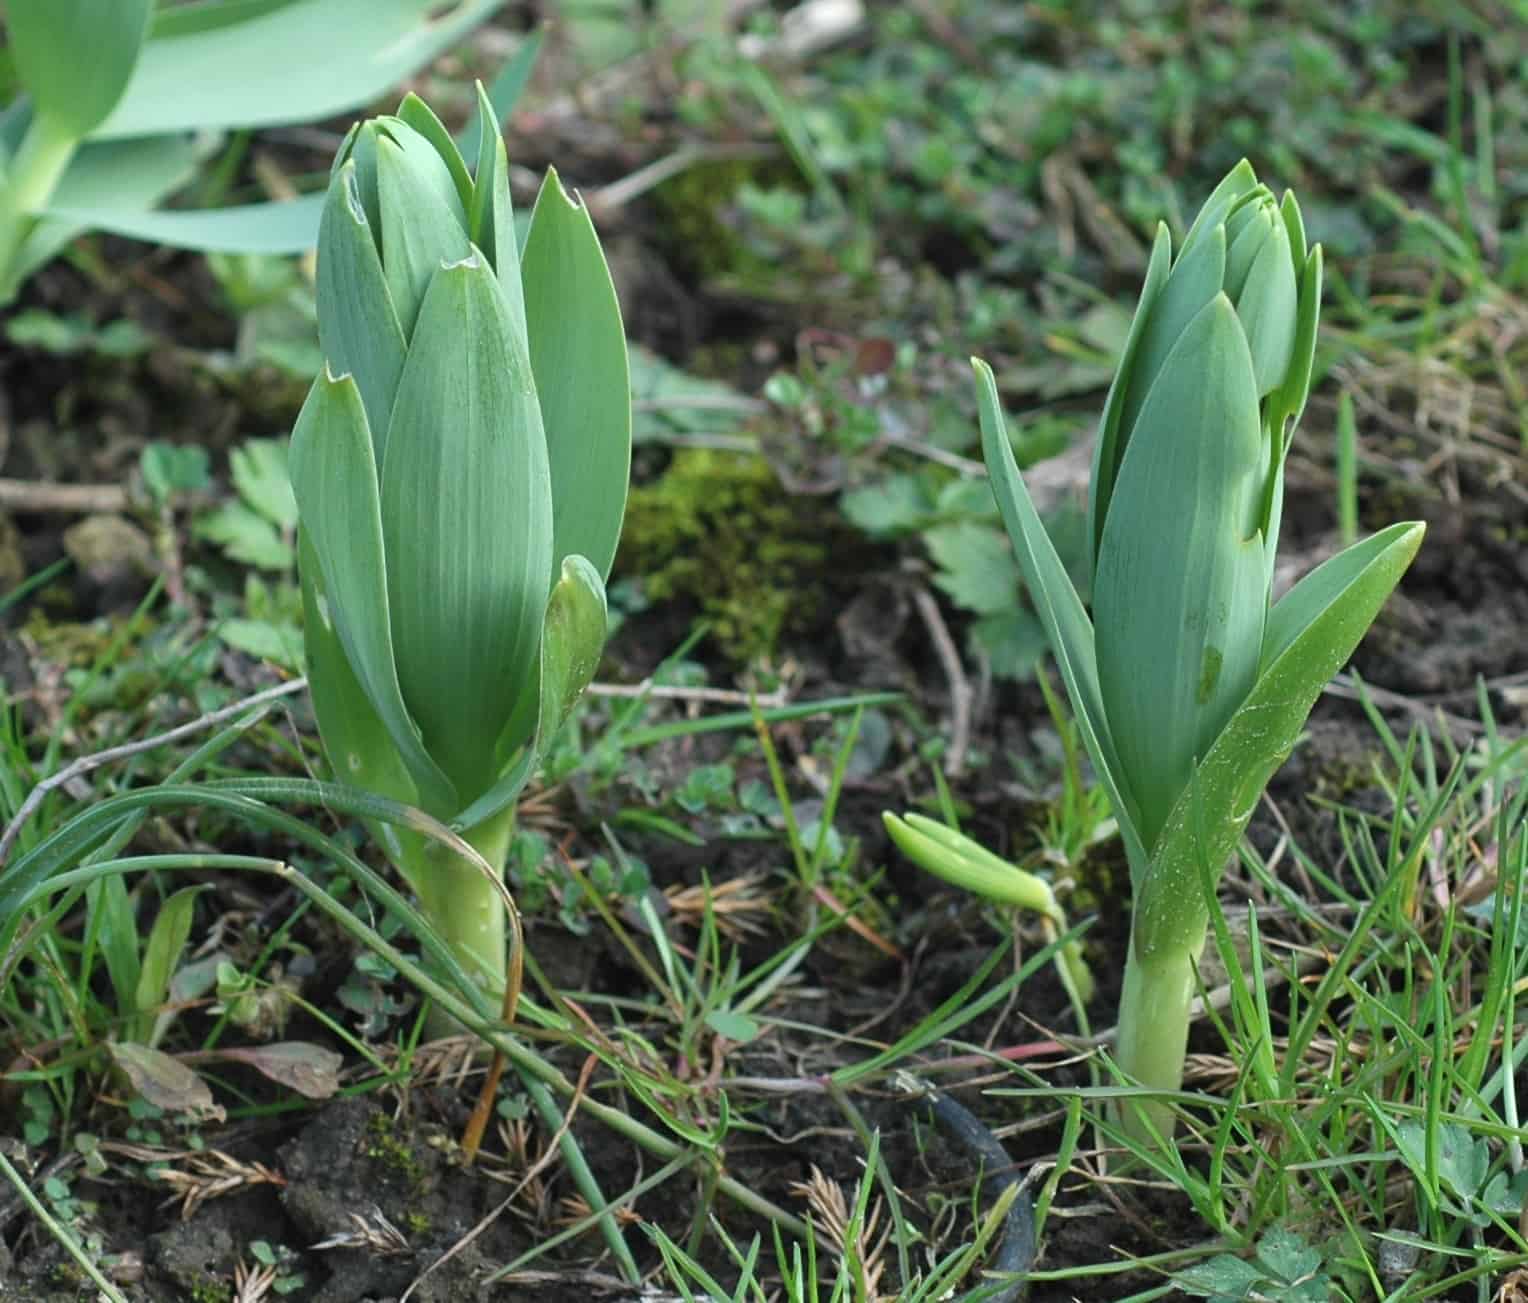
[
  {"xmin": 288, "ymin": 370, "xmax": 456, "ymax": 816},
  {"xmin": 522, "ymin": 169, "xmax": 632, "ymax": 580},
  {"xmin": 379, "ymin": 256, "xmax": 551, "ymax": 802}
]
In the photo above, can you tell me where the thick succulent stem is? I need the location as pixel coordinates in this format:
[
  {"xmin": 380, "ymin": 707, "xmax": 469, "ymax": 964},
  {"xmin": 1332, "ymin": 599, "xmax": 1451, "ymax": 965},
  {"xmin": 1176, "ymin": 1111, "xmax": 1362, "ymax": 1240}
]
[
  {"xmin": 1111, "ymin": 930, "xmax": 1203, "ymax": 1143},
  {"xmin": 0, "ymin": 113, "xmax": 79, "ymax": 302},
  {"xmin": 399, "ymin": 805, "xmax": 516, "ymax": 1016}
]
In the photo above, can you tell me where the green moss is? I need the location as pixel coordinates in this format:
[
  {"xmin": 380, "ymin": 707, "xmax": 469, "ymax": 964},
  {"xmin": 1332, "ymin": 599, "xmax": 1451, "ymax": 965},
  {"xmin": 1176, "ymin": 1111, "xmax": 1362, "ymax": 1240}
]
[
  {"xmin": 649, "ymin": 160, "xmax": 777, "ymax": 283},
  {"xmin": 1063, "ymin": 842, "xmax": 1128, "ymax": 921},
  {"xmin": 364, "ymin": 1110, "xmax": 425, "ymax": 1187},
  {"xmin": 617, "ymin": 449, "xmax": 850, "ymax": 666},
  {"xmin": 188, "ymin": 1281, "xmax": 233, "ymax": 1303}
]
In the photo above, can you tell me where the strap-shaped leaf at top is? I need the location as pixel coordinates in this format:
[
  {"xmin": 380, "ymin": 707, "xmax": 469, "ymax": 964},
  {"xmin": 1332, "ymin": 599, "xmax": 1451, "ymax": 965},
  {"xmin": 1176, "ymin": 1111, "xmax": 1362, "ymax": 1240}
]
[
  {"xmin": 316, "ymin": 163, "xmax": 406, "ymax": 461},
  {"xmin": 468, "ymin": 83, "xmax": 532, "ymax": 353},
  {"xmin": 288, "ymin": 368, "xmax": 457, "ymax": 817},
  {"xmin": 373, "ymin": 126, "xmax": 471, "ymax": 337},
  {"xmin": 379, "ymin": 254, "xmax": 552, "ymax": 804},
  {"xmin": 1088, "ymin": 223, "xmax": 1171, "ymax": 572},
  {"xmin": 522, "ymin": 168, "xmax": 632, "ymax": 583},
  {"xmin": 1092, "ymin": 294, "xmax": 1268, "ymax": 855},
  {"xmin": 394, "ymin": 92, "xmax": 473, "ymax": 212},
  {"xmin": 1134, "ymin": 519, "xmax": 1424, "ymax": 961},
  {"xmin": 974, "ymin": 359, "xmax": 1147, "ymax": 878},
  {"xmin": 1260, "ymin": 244, "xmax": 1324, "ymax": 580}
]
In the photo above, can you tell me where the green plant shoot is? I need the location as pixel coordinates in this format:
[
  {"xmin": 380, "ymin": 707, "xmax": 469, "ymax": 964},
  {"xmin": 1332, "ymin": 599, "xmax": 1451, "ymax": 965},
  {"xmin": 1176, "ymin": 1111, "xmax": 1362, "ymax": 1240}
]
[
  {"xmin": 0, "ymin": 0, "xmax": 512, "ymax": 302},
  {"xmin": 972, "ymin": 162, "xmax": 1424, "ymax": 1138},
  {"xmin": 290, "ymin": 87, "xmax": 631, "ymax": 1003},
  {"xmin": 882, "ymin": 812, "xmax": 1095, "ymax": 1005}
]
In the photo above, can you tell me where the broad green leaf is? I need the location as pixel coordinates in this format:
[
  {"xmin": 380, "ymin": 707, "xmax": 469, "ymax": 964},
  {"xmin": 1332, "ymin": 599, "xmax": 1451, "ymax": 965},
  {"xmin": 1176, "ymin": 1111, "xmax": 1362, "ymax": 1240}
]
[
  {"xmin": 1267, "ymin": 243, "xmax": 1324, "ymax": 461},
  {"xmin": 706, "ymin": 1009, "xmax": 762, "ymax": 1043},
  {"xmin": 395, "ymin": 93, "xmax": 473, "ymax": 212},
  {"xmin": 298, "ymin": 531, "xmax": 422, "ymax": 864},
  {"xmin": 1172, "ymin": 1253, "xmax": 1268, "ymax": 1299},
  {"xmin": 1177, "ymin": 158, "xmax": 1257, "ymax": 255},
  {"xmin": 373, "ymin": 129, "xmax": 470, "ymax": 337},
  {"xmin": 1135, "ymin": 519, "xmax": 1423, "ymax": 960},
  {"xmin": 8, "ymin": 0, "xmax": 153, "ymax": 137},
  {"xmin": 106, "ymin": 1043, "xmax": 221, "ymax": 1121},
  {"xmin": 1279, "ymin": 189, "xmax": 1309, "ymax": 272},
  {"xmin": 288, "ymin": 371, "xmax": 456, "ymax": 816},
  {"xmin": 522, "ymin": 168, "xmax": 632, "ymax": 581},
  {"xmin": 1093, "ymin": 294, "xmax": 1268, "ymax": 852},
  {"xmin": 1114, "ymin": 222, "xmax": 1228, "ymax": 455},
  {"xmin": 1223, "ymin": 204, "xmax": 1269, "ymax": 297},
  {"xmin": 4, "ymin": 133, "xmax": 204, "ymax": 299},
  {"xmin": 1260, "ymin": 522, "xmax": 1420, "ymax": 672},
  {"xmin": 974, "ymin": 359, "xmax": 1146, "ymax": 872},
  {"xmin": 449, "ymin": 743, "xmax": 537, "ymax": 834},
  {"xmin": 379, "ymin": 255, "xmax": 552, "ymax": 803},
  {"xmin": 40, "ymin": 193, "xmax": 325, "ymax": 255},
  {"xmin": 453, "ymin": 555, "xmax": 608, "ymax": 831},
  {"xmin": 316, "ymin": 164, "xmax": 406, "ymax": 456},
  {"xmin": 469, "ymin": 83, "xmax": 525, "ymax": 319},
  {"xmin": 150, "ymin": 1, "xmax": 302, "ymax": 39},
  {"xmin": 136, "ymin": 885, "xmax": 204, "ymax": 1046},
  {"xmin": 1088, "ymin": 222, "xmax": 1171, "ymax": 568},
  {"xmin": 1233, "ymin": 218, "xmax": 1297, "ymax": 395},
  {"xmin": 95, "ymin": 0, "xmax": 507, "ymax": 139}
]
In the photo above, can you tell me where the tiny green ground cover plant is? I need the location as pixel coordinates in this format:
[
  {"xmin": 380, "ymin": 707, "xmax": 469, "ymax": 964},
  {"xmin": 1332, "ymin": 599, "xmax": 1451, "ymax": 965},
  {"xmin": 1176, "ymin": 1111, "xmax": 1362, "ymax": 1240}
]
[{"xmin": 289, "ymin": 85, "xmax": 630, "ymax": 1004}]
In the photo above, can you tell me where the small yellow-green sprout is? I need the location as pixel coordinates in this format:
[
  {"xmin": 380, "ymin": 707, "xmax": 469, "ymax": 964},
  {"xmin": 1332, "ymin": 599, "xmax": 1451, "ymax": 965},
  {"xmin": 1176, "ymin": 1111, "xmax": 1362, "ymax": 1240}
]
[{"xmin": 883, "ymin": 812, "xmax": 1095, "ymax": 1006}]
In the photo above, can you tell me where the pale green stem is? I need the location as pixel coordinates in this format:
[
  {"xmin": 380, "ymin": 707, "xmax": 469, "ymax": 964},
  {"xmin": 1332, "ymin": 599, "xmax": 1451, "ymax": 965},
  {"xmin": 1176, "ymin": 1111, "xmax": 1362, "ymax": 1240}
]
[
  {"xmin": 1111, "ymin": 930, "xmax": 1203, "ymax": 1143},
  {"xmin": 397, "ymin": 805, "xmax": 516, "ymax": 1005},
  {"xmin": 0, "ymin": 112, "xmax": 80, "ymax": 300}
]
